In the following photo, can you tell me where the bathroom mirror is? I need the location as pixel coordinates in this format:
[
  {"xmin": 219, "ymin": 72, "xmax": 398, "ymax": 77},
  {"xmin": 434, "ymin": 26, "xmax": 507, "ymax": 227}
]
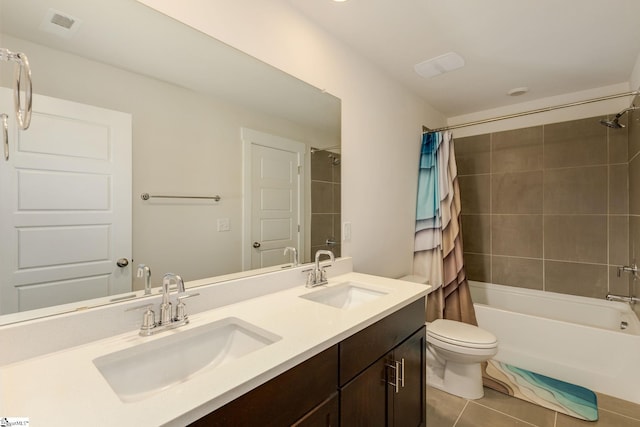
[{"xmin": 0, "ymin": 0, "xmax": 341, "ymax": 323}]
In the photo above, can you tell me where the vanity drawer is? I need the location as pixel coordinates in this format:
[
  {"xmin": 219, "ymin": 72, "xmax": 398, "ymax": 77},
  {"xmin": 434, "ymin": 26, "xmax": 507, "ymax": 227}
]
[{"xmin": 339, "ymin": 297, "xmax": 424, "ymax": 385}]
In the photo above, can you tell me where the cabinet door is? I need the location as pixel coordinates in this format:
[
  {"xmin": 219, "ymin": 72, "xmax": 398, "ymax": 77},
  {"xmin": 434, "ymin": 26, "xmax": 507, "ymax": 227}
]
[
  {"xmin": 340, "ymin": 356, "xmax": 388, "ymax": 427},
  {"xmin": 292, "ymin": 393, "xmax": 339, "ymax": 427},
  {"xmin": 389, "ymin": 327, "xmax": 425, "ymax": 427}
]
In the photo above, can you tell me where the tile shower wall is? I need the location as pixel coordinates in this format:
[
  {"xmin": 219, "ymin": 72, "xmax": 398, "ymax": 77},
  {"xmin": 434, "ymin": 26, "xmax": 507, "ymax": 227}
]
[
  {"xmin": 629, "ymin": 99, "xmax": 640, "ymax": 315},
  {"xmin": 458, "ymin": 114, "xmax": 631, "ymax": 299},
  {"xmin": 311, "ymin": 150, "xmax": 341, "ymax": 258}
]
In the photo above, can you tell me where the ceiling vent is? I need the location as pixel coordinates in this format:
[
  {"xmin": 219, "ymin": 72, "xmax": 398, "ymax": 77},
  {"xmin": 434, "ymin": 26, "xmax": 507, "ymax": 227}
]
[
  {"xmin": 414, "ymin": 52, "xmax": 465, "ymax": 79},
  {"xmin": 39, "ymin": 9, "xmax": 82, "ymax": 39}
]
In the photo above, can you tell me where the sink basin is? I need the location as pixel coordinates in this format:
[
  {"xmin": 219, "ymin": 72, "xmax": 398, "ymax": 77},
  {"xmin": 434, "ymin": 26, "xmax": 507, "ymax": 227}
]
[
  {"xmin": 300, "ymin": 282, "xmax": 389, "ymax": 309},
  {"xmin": 93, "ymin": 317, "xmax": 281, "ymax": 403}
]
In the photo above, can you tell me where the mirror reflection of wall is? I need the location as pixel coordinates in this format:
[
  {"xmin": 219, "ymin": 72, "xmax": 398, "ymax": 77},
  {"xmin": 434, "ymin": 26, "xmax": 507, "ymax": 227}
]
[{"xmin": 0, "ymin": 0, "xmax": 340, "ymax": 319}]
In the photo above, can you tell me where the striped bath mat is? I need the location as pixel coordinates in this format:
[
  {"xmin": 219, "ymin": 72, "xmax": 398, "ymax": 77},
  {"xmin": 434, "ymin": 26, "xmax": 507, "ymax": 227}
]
[{"xmin": 483, "ymin": 360, "xmax": 598, "ymax": 421}]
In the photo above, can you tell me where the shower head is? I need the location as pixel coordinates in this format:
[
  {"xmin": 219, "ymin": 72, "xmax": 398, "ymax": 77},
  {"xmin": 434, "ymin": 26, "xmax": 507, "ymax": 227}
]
[
  {"xmin": 600, "ymin": 118, "xmax": 625, "ymax": 128},
  {"xmin": 600, "ymin": 105, "xmax": 639, "ymax": 128}
]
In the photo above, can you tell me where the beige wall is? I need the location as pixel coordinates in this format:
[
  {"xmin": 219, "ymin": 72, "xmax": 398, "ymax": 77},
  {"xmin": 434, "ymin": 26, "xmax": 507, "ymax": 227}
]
[{"xmin": 458, "ymin": 113, "xmax": 632, "ymax": 299}]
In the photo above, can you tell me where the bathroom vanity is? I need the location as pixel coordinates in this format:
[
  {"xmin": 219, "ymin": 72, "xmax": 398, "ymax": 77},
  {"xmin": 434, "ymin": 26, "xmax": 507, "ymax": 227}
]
[
  {"xmin": 0, "ymin": 259, "xmax": 429, "ymax": 426},
  {"xmin": 194, "ymin": 299, "xmax": 425, "ymax": 426}
]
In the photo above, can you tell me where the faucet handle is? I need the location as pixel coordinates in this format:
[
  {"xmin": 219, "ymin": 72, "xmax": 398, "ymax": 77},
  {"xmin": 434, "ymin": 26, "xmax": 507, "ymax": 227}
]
[
  {"xmin": 125, "ymin": 303, "xmax": 157, "ymax": 334},
  {"xmin": 174, "ymin": 292, "xmax": 200, "ymax": 323}
]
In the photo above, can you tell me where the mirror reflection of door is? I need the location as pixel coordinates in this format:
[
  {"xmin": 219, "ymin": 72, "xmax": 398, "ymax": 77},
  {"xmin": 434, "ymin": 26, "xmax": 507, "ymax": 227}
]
[
  {"xmin": 0, "ymin": 90, "xmax": 132, "ymax": 314},
  {"xmin": 242, "ymin": 128, "xmax": 305, "ymax": 270}
]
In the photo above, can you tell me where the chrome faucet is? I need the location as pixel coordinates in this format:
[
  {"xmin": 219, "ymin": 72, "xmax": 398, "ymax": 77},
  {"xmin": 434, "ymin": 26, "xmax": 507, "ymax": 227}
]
[
  {"xmin": 284, "ymin": 246, "xmax": 299, "ymax": 266},
  {"xmin": 136, "ymin": 264, "xmax": 151, "ymax": 295},
  {"xmin": 607, "ymin": 263, "xmax": 639, "ymax": 304},
  {"xmin": 127, "ymin": 272, "xmax": 199, "ymax": 336},
  {"xmin": 617, "ymin": 264, "xmax": 638, "ymax": 278},
  {"xmin": 304, "ymin": 250, "xmax": 335, "ymax": 288}
]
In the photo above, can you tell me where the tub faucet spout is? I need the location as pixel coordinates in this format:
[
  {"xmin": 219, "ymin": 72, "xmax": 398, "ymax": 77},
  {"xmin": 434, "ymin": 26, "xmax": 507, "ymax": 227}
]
[{"xmin": 605, "ymin": 293, "xmax": 640, "ymax": 304}]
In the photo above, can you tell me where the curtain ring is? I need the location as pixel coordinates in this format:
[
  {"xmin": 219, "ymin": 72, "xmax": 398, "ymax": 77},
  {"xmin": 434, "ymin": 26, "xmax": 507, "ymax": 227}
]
[{"xmin": 14, "ymin": 52, "xmax": 32, "ymax": 130}]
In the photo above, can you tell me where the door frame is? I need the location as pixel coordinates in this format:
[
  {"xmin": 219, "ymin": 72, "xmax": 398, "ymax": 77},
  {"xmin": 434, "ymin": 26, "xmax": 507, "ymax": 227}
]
[{"xmin": 241, "ymin": 128, "xmax": 306, "ymax": 271}]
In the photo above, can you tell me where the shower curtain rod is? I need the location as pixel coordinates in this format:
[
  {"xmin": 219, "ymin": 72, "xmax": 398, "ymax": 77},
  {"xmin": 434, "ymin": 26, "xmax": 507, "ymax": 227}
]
[{"xmin": 422, "ymin": 90, "xmax": 640, "ymax": 134}]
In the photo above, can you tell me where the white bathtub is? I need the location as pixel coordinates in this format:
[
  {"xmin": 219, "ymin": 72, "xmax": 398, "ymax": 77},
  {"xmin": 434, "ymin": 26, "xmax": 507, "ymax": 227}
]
[{"xmin": 469, "ymin": 281, "xmax": 640, "ymax": 404}]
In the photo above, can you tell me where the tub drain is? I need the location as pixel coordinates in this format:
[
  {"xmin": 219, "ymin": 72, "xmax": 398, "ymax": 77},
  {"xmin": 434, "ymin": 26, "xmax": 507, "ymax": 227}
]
[{"xmin": 621, "ymin": 321, "xmax": 629, "ymax": 330}]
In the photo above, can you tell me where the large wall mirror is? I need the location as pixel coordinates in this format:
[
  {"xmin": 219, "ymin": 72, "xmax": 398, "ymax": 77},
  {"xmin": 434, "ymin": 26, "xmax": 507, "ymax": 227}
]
[{"xmin": 0, "ymin": 0, "xmax": 341, "ymax": 323}]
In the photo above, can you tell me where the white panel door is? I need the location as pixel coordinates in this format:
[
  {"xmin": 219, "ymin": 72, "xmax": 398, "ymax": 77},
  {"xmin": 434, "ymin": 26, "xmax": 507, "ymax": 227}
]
[
  {"xmin": 241, "ymin": 128, "xmax": 305, "ymax": 270},
  {"xmin": 0, "ymin": 89, "xmax": 132, "ymax": 314}
]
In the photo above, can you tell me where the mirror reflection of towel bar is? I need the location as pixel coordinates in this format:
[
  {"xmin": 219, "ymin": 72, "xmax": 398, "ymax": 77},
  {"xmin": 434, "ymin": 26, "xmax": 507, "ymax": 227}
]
[{"xmin": 140, "ymin": 193, "xmax": 221, "ymax": 202}]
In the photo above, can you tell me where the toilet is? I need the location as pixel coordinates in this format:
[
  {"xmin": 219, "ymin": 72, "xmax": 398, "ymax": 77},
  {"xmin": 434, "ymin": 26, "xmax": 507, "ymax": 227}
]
[
  {"xmin": 399, "ymin": 275, "xmax": 498, "ymax": 400},
  {"xmin": 426, "ymin": 319, "xmax": 498, "ymax": 399}
]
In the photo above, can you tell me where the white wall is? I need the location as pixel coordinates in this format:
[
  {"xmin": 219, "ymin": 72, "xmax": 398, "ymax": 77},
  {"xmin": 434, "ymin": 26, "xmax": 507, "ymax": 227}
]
[
  {"xmin": 137, "ymin": 0, "xmax": 446, "ymax": 279},
  {"xmin": 2, "ymin": 35, "xmax": 336, "ymax": 287}
]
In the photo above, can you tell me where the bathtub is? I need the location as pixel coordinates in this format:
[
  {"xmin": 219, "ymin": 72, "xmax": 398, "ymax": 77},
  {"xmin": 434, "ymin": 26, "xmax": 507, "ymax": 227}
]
[{"xmin": 469, "ymin": 281, "xmax": 640, "ymax": 404}]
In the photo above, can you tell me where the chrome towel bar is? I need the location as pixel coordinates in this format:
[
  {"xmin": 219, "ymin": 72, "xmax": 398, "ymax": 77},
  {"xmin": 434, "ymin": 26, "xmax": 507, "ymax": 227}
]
[{"xmin": 140, "ymin": 192, "xmax": 221, "ymax": 202}]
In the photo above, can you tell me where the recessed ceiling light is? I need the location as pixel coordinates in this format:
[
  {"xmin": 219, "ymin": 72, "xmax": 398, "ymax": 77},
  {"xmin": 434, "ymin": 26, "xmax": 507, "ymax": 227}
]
[
  {"xmin": 507, "ymin": 87, "xmax": 529, "ymax": 96},
  {"xmin": 414, "ymin": 52, "xmax": 465, "ymax": 79}
]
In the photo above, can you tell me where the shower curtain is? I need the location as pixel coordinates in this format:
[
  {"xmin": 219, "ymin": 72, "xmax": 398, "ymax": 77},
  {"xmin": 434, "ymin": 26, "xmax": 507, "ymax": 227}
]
[{"xmin": 413, "ymin": 131, "xmax": 477, "ymax": 325}]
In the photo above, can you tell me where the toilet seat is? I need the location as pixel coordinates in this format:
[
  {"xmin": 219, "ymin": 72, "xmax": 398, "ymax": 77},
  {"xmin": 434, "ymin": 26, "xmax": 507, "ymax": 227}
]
[{"xmin": 427, "ymin": 319, "xmax": 497, "ymax": 349}]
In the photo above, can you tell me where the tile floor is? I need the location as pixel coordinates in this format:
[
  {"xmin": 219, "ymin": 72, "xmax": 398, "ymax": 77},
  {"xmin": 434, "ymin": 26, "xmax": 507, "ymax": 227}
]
[{"xmin": 427, "ymin": 386, "xmax": 640, "ymax": 427}]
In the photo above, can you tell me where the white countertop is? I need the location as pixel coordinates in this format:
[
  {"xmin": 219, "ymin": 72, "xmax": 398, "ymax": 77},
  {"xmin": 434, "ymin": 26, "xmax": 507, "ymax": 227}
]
[{"xmin": 0, "ymin": 272, "xmax": 428, "ymax": 426}]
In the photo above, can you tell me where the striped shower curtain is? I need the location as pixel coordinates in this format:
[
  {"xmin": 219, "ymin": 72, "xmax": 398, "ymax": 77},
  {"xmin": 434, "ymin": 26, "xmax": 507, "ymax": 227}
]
[{"xmin": 413, "ymin": 131, "xmax": 477, "ymax": 325}]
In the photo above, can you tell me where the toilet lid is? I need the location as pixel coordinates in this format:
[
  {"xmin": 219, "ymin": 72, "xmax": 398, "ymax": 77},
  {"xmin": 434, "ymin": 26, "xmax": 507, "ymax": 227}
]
[{"xmin": 427, "ymin": 319, "xmax": 497, "ymax": 349}]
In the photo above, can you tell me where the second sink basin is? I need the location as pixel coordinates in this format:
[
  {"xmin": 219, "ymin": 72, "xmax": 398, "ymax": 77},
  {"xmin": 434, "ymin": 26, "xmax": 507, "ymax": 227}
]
[
  {"xmin": 93, "ymin": 317, "xmax": 281, "ymax": 403},
  {"xmin": 300, "ymin": 282, "xmax": 389, "ymax": 309}
]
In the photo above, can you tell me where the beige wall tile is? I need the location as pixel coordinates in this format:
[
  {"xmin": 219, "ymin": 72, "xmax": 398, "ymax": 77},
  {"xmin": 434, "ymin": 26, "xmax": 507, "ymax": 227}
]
[
  {"xmin": 461, "ymin": 214, "xmax": 490, "ymax": 254},
  {"xmin": 544, "ymin": 166, "xmax": 607, "ymax": 214},
  {"xmin": 609, "ymin": 215, "xmax": 629, "ymax": 266},
  {"xmin": 455, "ymin": 134, "xmax": 491, "ymax": 175},
  {"xmin": 310, "ymin": 213, "xmax": 333, "ymax": 247},
  {"xmin": 311, "ymin": 181, "xmax": 334, "ymax": 213},
  {"xmin": 311, "ymin": 150, "xmax": 333, "ymax": 181},
  {"xmin": 630, "ymin": 215, "xmax": 640, "ymax": 264},
  {"xmin": 492, "ymin": 256, "xmax": 543, "ymax": 290},
  {"xmin": 630, "ymin": 156, "xmax": 640, "ymax": 215},
  {"xmin": 492, "ymin": 215, "xmax": 542, "ymax": 257},
  {"xmin": 544, "ymin": 116, "xmax": 607, "ymax": 168},
  {"xmin": 332, "ymin": 183, "xmax": 341, "ymax": 214},
  {"xmin": 609, "ymin": 266, "xmax": 632, "ymax": 297},
  {"xmin": 464, "ymin": 253, "xmax": 491, "ymax": 282},
  {"xmin": 610, "ymin": 164, "xmax": 629, "ymax": 214},
  {"xmin": 492, "ymin": 171, "xmax": 543, "ymax": 214},
  {"xmin": 459, "ymin": 174, "xmax": 491, "ymax": 214},
  {"xmin": 545, "ymin": 261, "xmax": 608, "ymax": 298},
  {"xmin": 629, "ymin": 104, "xmax": 640, "ymax": 161},
  {"xmin": 608, "ymin": 119, "xmax": 629, "ymax": 164},
  {"xmin": 544, "ymin": 215, "xmax": 607, "ymax": 263},
  {"xmin": 491, "ymin": 126, "xmax": 543, "ymax": 173}
]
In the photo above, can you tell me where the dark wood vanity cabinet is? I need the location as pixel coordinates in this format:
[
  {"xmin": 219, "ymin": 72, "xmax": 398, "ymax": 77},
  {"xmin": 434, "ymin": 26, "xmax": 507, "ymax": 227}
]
[
  {"xmin": 190, "ymin": 297, "xmax": 425, "ymax": 427},
  {"xmin": 339, "ymin": 299, "xmax": 426, "ymax": 427}
]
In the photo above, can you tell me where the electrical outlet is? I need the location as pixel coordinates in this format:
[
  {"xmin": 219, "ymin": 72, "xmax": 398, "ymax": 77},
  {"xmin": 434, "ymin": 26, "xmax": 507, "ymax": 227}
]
[{"xmin": 217, "ymin": 218, "xmax": 230, "ymax": 232}]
